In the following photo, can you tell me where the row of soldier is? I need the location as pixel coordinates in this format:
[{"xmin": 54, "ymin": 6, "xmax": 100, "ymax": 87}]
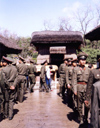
[
  {"xmin": 0, "ymin": 55, "xmax": 37, "ymax": 121},
  {"xmin": 58, "ymin": 52, "xmax": 100, "ymax": 127},
  {"xmin": 0, "ymin": 52, "xmax": 99, "ymax": 127}
]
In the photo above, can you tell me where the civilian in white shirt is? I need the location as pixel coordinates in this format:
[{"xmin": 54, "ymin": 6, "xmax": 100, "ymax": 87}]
[{"xmin": 46, "ymin": 65, "xmax": 53, "ymax": 91}]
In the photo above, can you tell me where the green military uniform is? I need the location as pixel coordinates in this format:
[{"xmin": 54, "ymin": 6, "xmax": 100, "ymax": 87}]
[
  {"xmin": 2, "ymin": 56, "xmax": 18, "ymax": 120},
  {"xmin": 86, "ymin": 69, "xmax": 100, "ymax": 128},
  {"xmin": 66, "ymin": 58, "xmax": 73, "ymax": 86},
  {"xmin": 66, "ymin": 66, "xmax": 73, "ymax": 85},
  {"xmin": 70, "ymin": 59, "xmax": 78, "ymax": 111},
  {"xmin": 39, "ymin": 60, "xmax": 49, "ymax": 92},
  {"xmin": 0, "ymin": 70, "xmax": 5, "ymax": 118},
  {"xmin": 72, "ymin": 53, "xmax": 90, "ymax": 124},
  {"xmin": 86, "ymin": 69, "xmax": 100, "ymax": 102},
  {"xmin": 85, "ymin": 55, "xmax": 100, "ymax": 127},
  {"xmin": 16, "ymin": 63, "xmax": 28, "ymax": 102},
  {"xmin": 28, "ymin": 60, "xmax": 36, "ymax": 92},
  {"xmin": 71, "ymin": 66, "xmax": 79, "ymax": 111},
  {"xmin": 66, "ymin": 66, "xmax": 74, "ymax": 107},
  {"xmin": 58, "ymin": 61, "xmax": 68, "ymax": 97}
]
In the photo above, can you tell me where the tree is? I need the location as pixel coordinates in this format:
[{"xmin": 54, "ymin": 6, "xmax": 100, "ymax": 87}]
[
  {"xmin": 74, "ymin": 6, "xmax": 94, "ymax": 46},
  {"xmin": 94, "ymin": 6, "xmax": 100, "ymax": 26},
  {"xmin": 43, "ymin": 20, "xmax": 55, "ymax": 30},
  {"xmin": 17, "ymin": 37, "xmax": 37, "ymax": 59},
  {"xmin": 82, "ymin": 47, "xmax": 100, "ymax": 64},
  {"xmin": 58, "ymin": 17, "xmax": 73, "ymax": 31},
  {"xmin": 0, "ymin": 29, "xmax": 37, "ymax": 60}
]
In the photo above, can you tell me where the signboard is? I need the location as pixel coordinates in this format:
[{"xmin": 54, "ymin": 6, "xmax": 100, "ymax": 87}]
[{"xmin": 50, "ymin": 46, "xmax": 66, "ymax": 54}]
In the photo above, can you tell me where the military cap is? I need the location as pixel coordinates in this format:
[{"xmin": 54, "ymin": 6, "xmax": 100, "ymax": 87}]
[
  {"xmin": 19, "ymin": 55, "xmax": 25, "ymax": 61},
  {"xmin": 30, "ymin": 59, "xmax": 34, "ymax": 63},
  {"xmin": 41, "ymin": 60, "xmax": 48, "ymax": 65},
  {"xmin": 63, "ymin": 58, "xmax": 67, "ymax": 61},
  {"xmin": 67, "ymin": 58, "xmax": 73, "ymax": 62},
  {"xmin": 88, "ymin": 63, "xmax": 93, "ymax": 68},
  {"xmin": 63, "ymin": 57, "xmax": 68, "ymax": 61},
  {"xmin": 12, "ymin": 59, "xmax": 17, "ymax": 65},
  {"xmin": 63, "ymin": 56, "xmax": 73, "ymax": 61},
  {"xmin": 2, "ymin": 56, "xmax": 13, "ymax": 63},
  {"xmin": 77, "ymin": 52, "xmax": 88, "ymax": 60},
  {"xmin": 71, "ymin": 58, "xmax": 78, "ymax": 63}
]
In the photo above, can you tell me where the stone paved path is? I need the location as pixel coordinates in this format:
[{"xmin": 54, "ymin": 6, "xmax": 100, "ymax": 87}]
[{"xmin": 0, "ymin": 89, "xmax": 84, "ymax": 128}]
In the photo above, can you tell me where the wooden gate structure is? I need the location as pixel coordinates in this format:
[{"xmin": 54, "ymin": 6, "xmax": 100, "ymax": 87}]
[{"xmin": 31, "ymin": 30, "xmax": 83, "ymax": 67}]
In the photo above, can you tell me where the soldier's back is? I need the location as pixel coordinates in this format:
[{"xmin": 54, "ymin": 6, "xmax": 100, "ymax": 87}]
[{"xmin": 17, "ymin": 63, "xmax": 28, "ymax": 75}]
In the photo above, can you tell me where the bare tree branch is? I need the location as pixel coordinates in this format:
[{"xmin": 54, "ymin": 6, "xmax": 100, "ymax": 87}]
[{"xmin": 75, "ymin": 7, "xmax": 94, "ymax": 35}]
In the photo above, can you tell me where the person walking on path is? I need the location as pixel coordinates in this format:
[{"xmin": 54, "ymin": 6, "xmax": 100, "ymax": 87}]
[
  {"xmin": 46, "ymin": 65, "xmax": 53, "ymax": 91},
  {"xmin": 39, "ymin": 60, "xmax": 49, "ymax": 93}
]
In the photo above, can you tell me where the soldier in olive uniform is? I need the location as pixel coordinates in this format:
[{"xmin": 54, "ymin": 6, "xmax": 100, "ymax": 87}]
[
  {"xmin": 0, "ymin": 69, "xmax": 5, "ymax": 120},
  {"xmin": 0, "ymin": 59, "xmax": 9, "ymax": 120},
  {"xmin": 72, "ymin": 52, "xmax": 90, "ymax": 124},
  {"xmin": 66, "ymin": 58, "xmax": 77, "ymax": 108},
  {"xmin": 39, "ymin": 60, "xmax": 49, "ymax": 92},
  {"xmin": 28, "ymin": 59, "xmax": 36, "ymax": 93},
  {"xmin": 71, "ymin": 59, "xmax": 78, "ymax": 111},
  {"xmin": 58, "ymin": 58, "xmax": 68, "ymax": 97},
  {"xmin": 85, "ymin": 55, "xmax": 100, "ymax": 128},
  {"xmin": 16, "ymin": 56, "xmax": 29, "ymax": 103},
  {"xmin": 2, "ymin": 56, "xmax": 18, "ymax": 120},
  {"xmin": 66, "ymin": 58, "xmax": 73, "ymax": 106}
]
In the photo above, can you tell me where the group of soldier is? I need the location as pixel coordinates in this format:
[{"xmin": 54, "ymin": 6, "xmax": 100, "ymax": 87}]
[
  {"xmin": 0, "ymin": 52, "xmax": 100, "ymax": 127},
  {"xmin": 0, "ymin": 55, "xmax": 36, "ymax": 121},
  {"xmin": 58, "ymin": 52, "xmax": 100, "ymax": 127}
]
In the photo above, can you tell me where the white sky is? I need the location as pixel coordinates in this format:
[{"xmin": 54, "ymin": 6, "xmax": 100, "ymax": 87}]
[{"xmin": 0, "ymin": 0, "xmax": 100, "ymax": 37}]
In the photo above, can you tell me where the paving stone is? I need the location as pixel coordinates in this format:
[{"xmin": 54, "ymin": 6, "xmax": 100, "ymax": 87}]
[{"xmin": 0, "ymin": 89, "xmax": 82, "ymax": 128}]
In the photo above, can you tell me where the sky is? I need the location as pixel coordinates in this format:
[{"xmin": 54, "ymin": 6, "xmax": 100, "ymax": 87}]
[{"xmin": 0, "ymin": 0, "xmax": 100, "ymax": 37}]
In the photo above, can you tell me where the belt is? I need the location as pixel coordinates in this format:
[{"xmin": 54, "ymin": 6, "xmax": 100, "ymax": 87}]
[{"xmin": 77, "ymin": 82, "xmax": 87, "ymax": 85}]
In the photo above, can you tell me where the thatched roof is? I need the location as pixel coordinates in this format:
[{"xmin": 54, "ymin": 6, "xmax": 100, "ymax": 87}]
[
  {"xmin": 85, "ymin": 25, "xmax": 100, "ymax": 41},
  {"xmin": 0, "ymin": 35, "xmax": 22, "ymax": 51},
  {"xmin": 31, "ymin": 31, "xmax": 83, "ymax": 44}
]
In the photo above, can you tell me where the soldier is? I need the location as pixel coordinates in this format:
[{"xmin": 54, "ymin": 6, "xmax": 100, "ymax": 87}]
[
  {"xmin": 67, "ymin": 58, "xmax": 73, "ymax": 67},
  {"xmin": 0, "ymin": 59, "xmax": 8, "ymax": 120},
  {"xmin": 0, "ymin": 69, "xmax": 5, "ymax": 120},
  {"xmin": 88, "ymin": 63, "xmax": 93, "ymax": 69},
  {"xmin": 28, "ymin": 59, "xmax": 36, "ymax": 93},
  {"xmin": 16, "ymin": 55, "xmax": 29, "ymax": 103},
  {"xmin": 72, "ymin": 52, "xmax": 90, "ymax": 124},
  {"xmin": 58, "ymin": 57, "xmax": 68, "ymax": 98},
  {"xmin": 71, "ymin": 59, "xmax": 78, "ymax": 112},
  {"xmin": 2, "ymin": 56, "xmax": 18, "ymax": 120},
  {"xmin": 39, "ymin": 60, "xmax": 49, "ymax": 92},
  {"xmin": 66, "ymin": 58, "xmax": 77, "ymax": 108},
  {"xmin": 85, "ymin": 55, "xmax": 100, "ymax": 127}
]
